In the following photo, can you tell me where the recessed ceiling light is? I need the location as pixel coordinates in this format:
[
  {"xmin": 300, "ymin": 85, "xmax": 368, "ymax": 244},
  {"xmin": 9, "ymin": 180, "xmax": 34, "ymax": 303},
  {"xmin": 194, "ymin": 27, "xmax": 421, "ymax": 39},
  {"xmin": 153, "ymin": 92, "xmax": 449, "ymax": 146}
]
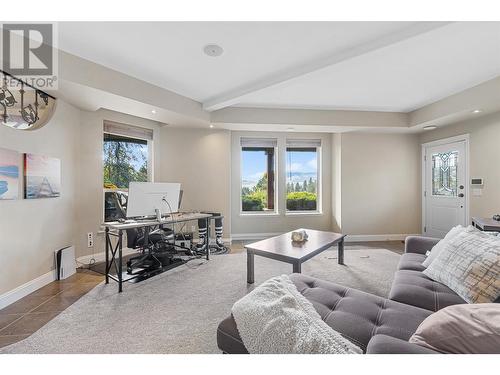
[
  {"xmin": 287, "ymin": 127, "xmax": 295, "ymax": 131},
  {"xmin": 209, "ymin": 124, "xmax": 214, "ymax": 128},
  {"xmin": 472, "ymin": 109, "xmax": 482, "ymax": 114},
  {"xmin": 151, "ymin": 109, "xmax": 156, "ymax": 114},
  {"xmin": 423, "ymin": 125, "xmax": 437, "ymax": 130},
  {"xmin": 203, "ymin": 44, "xmax": 224, "ymax": 57}
]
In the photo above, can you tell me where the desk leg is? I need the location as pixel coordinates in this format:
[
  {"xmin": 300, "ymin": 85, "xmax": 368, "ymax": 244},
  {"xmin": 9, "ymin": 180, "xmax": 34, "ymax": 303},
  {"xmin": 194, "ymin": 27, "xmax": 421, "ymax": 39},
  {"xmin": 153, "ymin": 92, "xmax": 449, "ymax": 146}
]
[
  {"xmin": 338, "ymin": 238, "xmax": 345, "ymax": 265},
  {"xmin": 205, "ymin": 217, "xmax": 210, "ymax": 260},
  {"xmin": 105, "ymin": 227, "xmax": 109, "ymax": 284},
  {"xmin": 247, "ymin": 250, "xmax": 255, "ymax": 284},
  {"xmin": 118, "ymin": 229, "xmax": 123, "ymax": 293},
  {"xmin": 293, "ymin": 261, "xmax": 302, "ymax": 273}
]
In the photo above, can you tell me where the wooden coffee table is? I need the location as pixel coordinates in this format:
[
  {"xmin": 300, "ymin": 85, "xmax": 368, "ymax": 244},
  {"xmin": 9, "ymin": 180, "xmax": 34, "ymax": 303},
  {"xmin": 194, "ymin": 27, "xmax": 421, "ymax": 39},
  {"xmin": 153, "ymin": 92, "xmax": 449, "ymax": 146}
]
[{"xmin": 245, "ymin": 229, "xmax": 346, "ymax": 284}]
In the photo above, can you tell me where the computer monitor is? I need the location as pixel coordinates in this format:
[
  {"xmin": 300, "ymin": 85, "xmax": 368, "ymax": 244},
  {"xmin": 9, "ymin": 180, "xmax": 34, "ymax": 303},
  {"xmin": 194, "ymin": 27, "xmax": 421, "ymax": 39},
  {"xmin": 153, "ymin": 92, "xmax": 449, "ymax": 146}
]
[{"xmin": 126, "ymin": 182, "xmax": 181, "ymax": 218}]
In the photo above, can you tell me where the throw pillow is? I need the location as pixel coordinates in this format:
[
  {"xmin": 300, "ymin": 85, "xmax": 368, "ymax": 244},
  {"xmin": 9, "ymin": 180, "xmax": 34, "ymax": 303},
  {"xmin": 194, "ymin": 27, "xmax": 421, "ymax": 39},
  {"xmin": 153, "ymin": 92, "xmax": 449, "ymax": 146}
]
[
  {"xmin": 423, "ymin": 229, "xmax": 500, "ymax": 303},
  {"xmin": 409, "ymin": 303, "xmax": 500, "ymax": 354},
  {"xmin": 422, "ymin": 225, "xmax": 465, "ymax": 267}
]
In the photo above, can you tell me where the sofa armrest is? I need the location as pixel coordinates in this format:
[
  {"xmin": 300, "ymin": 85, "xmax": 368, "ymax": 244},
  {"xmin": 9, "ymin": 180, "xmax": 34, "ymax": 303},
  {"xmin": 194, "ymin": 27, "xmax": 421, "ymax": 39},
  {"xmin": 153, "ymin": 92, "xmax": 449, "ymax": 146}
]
[
  {"xmin": 366, "ymin": 335, "xmax": 438, "ymax": 354},
  {"xmin": 404, "ymin": 236, "xmax": 440, "ymax": 255}
]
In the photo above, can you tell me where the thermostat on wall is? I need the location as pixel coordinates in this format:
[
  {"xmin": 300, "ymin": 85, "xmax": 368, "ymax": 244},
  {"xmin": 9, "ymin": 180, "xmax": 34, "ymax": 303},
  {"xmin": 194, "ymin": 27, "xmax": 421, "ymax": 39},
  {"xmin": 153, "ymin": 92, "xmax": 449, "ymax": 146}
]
[{"xmin": 471, "ymin": 178, "xmax": 484, "ymax": 186}]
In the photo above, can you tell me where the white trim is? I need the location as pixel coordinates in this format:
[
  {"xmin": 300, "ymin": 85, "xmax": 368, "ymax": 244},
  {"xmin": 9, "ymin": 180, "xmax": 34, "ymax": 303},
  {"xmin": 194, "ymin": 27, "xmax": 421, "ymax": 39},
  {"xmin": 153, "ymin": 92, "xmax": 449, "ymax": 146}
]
[
  {"xmin": 76, "ymin": 247, "xmax": 140, "ymax": 266},
  {"xmin": 231, "ymin": 232, "xmax": 283, "ymax": 241},
  {"xmin": 76, "ymin": 237, "xmax": 234, "ymax": 266},
  {"xmin": 0, "ymin": 270, "xmax": 56, "ymax": 310},
  {"xmin": 285, "ymin": 211, "xmax": 323, "ymax": 217},
  {"xmin": 344, "ymin": 234, "xmax": 420, "ymax": 242},
  {"xmin": 232, "ymin": 232, "xmax": 419, "ymax": 242},
  {"xmin": 421, "ymin": 134, "xmax": 470, "ymax": 235},
  {"xmin": 421, "ymin": 134, "xmax": 470, "ymax": 148},
  {"xmin": 239, "ymin": 212, "xmax": 280, "ymax": 217}
]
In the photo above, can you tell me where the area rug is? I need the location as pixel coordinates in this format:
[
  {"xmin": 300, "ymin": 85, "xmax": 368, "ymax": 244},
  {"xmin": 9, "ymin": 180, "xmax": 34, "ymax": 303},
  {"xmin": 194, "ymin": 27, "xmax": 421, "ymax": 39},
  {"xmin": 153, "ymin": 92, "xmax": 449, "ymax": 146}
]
[{"xmin": 0, "ymin": 248, "xmax": 400, "ymax": 354}]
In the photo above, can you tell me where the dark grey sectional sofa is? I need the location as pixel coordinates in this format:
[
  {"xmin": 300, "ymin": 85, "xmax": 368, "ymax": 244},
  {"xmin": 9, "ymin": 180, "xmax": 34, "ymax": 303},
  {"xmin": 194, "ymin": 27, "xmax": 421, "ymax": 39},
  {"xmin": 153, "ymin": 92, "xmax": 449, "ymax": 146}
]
[{"xmin": 216, "ymin": 236, "xmax": 467, "ymax": 354}]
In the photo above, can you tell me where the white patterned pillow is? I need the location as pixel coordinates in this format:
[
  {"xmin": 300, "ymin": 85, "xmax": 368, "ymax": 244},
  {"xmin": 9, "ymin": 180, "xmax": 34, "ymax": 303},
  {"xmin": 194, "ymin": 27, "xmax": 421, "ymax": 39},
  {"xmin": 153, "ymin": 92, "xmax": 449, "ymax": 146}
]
[{"xmin": 423, "ymin": 230, "xmax": 500, "ymax": 304}]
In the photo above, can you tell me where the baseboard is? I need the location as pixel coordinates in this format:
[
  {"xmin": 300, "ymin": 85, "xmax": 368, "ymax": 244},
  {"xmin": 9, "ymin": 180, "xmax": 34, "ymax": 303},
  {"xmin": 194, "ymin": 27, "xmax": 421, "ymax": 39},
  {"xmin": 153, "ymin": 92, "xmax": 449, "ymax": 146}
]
[
  {"xmin": 0, "ymin": 270, "xmax": 56, "ymax": 310},
  {"xmin": 344, "ymin": 234, "xmax": 420, "ymax": 242},
  {"xmin": 231, "ymin": 232, "xmax": 283, "ymax": 241},
  {"xmin": 232, "ymin": 232, "xmax": 419, "ymax": 242},
  {"xmin": 76, "ymin": 237, "xmax": 233, "ymax": 266}
]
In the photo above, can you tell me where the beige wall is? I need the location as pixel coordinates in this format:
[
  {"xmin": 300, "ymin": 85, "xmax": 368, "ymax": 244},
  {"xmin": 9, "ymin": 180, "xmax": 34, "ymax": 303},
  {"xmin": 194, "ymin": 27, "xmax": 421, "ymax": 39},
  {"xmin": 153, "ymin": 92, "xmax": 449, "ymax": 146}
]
[
  {"xmin": 420, "ymin": 111, "xmax": 500, "ymax": 219},
  {"xmin": 158, "ymin": 127, "xmax": 232, "ymax": 236},
  {"xmin": 75, "ymin": 109, "xmax": 162, "ymax": 258},
  {"xmin": 331, "ymin": 133, "xmax": 342, "ymax": 232},
  {"xmin": 339, "ymin": 132, "xmax": 421, "ymax": 236},
  {"xmin": 0, "ymin": 101, "xmax": 80, "ymax": 294},
  {"xmin": 230, "ymin": 131, "xmax": 332, "ymax": 236}
]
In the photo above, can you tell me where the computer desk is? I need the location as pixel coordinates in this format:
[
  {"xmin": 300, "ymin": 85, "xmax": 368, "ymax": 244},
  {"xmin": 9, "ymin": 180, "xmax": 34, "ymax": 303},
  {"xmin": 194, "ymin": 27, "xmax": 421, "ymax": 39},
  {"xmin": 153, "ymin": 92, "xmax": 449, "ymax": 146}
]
[{"xmin": 102, "ymin": 212, "xmax": 217, "ymax": 292}]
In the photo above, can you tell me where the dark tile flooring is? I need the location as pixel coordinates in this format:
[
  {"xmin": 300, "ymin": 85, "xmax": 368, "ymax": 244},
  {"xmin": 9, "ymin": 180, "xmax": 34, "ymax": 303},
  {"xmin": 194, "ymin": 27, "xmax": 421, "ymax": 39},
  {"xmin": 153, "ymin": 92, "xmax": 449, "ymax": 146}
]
[
  {"xmin": 0, "ymin": 270, "xmax": 103, "ymax": 349},
  {"xmin": 0, "ymin": 240, "xmax": 404, "ymax": 349}
]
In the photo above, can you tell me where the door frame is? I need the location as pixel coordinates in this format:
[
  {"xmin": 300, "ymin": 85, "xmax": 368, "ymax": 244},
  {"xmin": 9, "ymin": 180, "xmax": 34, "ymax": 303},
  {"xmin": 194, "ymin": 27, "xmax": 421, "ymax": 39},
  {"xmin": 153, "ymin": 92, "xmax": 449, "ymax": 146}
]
[{"xmin": 421, "ymin": 134, "xmax": 470, "ymax": 236}]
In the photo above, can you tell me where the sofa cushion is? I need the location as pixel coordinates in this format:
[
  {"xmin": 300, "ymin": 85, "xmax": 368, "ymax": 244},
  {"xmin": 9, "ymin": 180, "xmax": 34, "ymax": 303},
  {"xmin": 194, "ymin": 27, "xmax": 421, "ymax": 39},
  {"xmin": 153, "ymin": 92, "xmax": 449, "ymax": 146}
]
[
  {"xmin": 423, "ymin": 230, "xmax": 500, "ymax": 304},
  {"xmin": 409, "ymin": 303, "xmax": 500, "ymax": 354},
  {"xmin": 217, "ymin": 274, "xmax": 432, "ymax": 353},
  {"xmin": 389, "ymin": 270, "xmax": 466, "ymax": 311},
  {"xmin": 397, "ymin": 253, "xmax": 427, "ymax": 272}
]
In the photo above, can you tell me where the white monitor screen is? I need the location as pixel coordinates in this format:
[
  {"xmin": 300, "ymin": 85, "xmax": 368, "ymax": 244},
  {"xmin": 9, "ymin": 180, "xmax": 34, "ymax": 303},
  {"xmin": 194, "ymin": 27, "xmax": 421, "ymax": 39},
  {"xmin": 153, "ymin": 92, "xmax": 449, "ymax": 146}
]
[{"xmin": 126, "ymin": 182, "xmax": 181, "ymax": 218}]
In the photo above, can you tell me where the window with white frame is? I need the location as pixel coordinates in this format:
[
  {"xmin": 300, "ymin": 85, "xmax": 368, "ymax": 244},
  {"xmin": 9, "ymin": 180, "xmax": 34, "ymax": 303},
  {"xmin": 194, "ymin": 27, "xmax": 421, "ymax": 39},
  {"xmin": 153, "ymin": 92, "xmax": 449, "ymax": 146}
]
[
  {"xmin": 286, "ymin": 139, "xmax": 321, "ymax": 212},
  {"xmin": 240, "ymin": 137, "xmax": 277, "ymax": 213},
  {"xmin": 103, "ymin": 121, "xmax": 153, "ymax": 221}
]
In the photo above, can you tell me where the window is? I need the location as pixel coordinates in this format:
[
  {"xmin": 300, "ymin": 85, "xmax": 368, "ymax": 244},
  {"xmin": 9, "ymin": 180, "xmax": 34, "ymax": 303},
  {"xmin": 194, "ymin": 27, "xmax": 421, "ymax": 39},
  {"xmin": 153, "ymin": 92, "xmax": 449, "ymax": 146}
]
[
  {"xmin": 240, "ymin": 138, "xmax": 277, "ymax": 213},
  {"xmin": 103, "ymin": 122, "xmax": 153, "ymax": 189},
  {"xmin": 286, "ymin": 139, "xmax": 321, "ymax": 212},
  {"xmin": 103, "ymin": 122, "xmax": 153, "ymax": 221}
]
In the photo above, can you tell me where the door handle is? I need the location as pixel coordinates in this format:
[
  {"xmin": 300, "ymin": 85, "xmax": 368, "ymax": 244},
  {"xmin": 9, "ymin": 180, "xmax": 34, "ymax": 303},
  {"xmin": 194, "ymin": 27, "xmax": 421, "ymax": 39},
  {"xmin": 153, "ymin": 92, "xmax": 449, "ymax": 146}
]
[{"xmin": 458, "ymin": 193, "xmax": 464, "ymax": 198}]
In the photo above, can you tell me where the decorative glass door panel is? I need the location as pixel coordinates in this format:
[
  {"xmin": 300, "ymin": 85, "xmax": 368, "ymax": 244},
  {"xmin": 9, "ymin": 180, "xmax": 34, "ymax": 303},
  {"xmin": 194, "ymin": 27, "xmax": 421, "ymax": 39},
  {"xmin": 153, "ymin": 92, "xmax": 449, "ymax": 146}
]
[{"xmin": 431, "ymin": 151, "xmax": 458, "ymax": 197}]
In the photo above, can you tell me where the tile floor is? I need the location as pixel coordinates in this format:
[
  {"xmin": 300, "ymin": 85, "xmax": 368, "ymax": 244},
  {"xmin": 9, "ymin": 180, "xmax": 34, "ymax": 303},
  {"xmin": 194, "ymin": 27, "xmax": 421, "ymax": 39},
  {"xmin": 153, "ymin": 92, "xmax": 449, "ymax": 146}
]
[{"xmin": 0, "ymin": 270, "xmax": 103, "ymax": 348}]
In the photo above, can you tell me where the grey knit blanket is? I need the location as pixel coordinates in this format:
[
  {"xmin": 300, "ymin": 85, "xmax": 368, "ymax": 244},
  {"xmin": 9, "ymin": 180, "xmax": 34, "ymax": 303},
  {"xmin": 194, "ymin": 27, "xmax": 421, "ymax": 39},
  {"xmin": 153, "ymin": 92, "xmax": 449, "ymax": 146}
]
[{"xmin": 231, "ymin": 275, "xmax": 362, "ymax": 354}]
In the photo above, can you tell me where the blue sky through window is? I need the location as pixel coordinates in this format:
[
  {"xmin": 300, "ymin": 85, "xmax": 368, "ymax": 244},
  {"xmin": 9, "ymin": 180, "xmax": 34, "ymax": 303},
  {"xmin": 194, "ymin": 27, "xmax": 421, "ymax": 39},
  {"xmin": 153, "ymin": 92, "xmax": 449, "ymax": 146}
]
[
  {"xmin": 242, "ymin": 150, "xmax": 267, "ymax": 188},
  {"xmin": 241, "ymin": 149, "xmax": 317, "ymax": 189}
]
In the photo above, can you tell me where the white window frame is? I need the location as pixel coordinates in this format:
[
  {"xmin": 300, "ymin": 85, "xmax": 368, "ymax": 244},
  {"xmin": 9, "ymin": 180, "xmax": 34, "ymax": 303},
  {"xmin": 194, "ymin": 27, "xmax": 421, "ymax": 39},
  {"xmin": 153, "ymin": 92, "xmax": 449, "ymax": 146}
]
[
  {"xmin": 239, "ymin": 137, "xmax": 278, "ymax": 216},
  {"xmin": 285, "ymin": 140, "xmax": 322, "ymax": 216}
]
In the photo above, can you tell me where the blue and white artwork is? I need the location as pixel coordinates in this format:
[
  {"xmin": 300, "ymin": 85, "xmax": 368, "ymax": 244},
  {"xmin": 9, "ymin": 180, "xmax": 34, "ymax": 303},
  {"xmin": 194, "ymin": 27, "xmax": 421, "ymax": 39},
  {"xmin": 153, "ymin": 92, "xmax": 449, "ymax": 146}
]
[
  {"xmin": 24, "ymin": 153, "xmax": 61, "ymax": 199},
  {"xmin": 0, "ymin": 147, "xmax": 20, "ymax": 200}
]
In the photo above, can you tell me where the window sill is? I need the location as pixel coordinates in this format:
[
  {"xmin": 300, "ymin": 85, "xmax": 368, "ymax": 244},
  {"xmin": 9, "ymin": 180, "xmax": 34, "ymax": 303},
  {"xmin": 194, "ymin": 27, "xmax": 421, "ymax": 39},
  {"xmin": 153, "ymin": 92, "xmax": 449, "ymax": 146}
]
[
  {"xmin": 285, "ymin": 211, "xmax": 323, "ymax": 217},
  {"xmin": 239, "ymin": 212, "xmax": 280, "ymax": 217}
]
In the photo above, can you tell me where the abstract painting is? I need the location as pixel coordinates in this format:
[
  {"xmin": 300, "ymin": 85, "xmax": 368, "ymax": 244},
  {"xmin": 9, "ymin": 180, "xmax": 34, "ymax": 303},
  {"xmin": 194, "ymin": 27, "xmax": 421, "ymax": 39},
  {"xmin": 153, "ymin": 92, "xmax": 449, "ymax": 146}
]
[
  {"xmin": 0, "ymin": 148, "xmax": 20, "ymax": 200},
  {"xmin": 24, "ymin": 153, "xmax": 61, "ymax": 199}
]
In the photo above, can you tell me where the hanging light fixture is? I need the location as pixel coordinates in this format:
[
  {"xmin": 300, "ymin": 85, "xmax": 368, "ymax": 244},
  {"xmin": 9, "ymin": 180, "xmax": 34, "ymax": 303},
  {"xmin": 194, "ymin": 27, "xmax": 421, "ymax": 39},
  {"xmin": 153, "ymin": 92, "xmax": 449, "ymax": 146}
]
[{"xmin": 0, "ymin": 69, "xmax": 56, "ymax": 131}]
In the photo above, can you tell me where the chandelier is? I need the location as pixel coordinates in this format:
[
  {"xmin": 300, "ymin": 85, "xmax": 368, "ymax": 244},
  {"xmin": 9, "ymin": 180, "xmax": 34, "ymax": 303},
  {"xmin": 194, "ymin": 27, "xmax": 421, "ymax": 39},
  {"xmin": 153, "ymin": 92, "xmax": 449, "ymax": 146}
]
[{"xmin": 0, "ymin": 70, "xmax": 56, "ymax": 131}]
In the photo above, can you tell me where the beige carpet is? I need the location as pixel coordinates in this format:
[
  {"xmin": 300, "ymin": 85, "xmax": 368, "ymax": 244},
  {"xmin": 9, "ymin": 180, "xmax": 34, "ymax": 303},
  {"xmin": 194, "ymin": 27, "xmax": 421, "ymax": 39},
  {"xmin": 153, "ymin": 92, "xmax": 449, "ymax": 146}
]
[{"xmin": 0, "ymin": 248, "xmax": 400, "ymax": 354}]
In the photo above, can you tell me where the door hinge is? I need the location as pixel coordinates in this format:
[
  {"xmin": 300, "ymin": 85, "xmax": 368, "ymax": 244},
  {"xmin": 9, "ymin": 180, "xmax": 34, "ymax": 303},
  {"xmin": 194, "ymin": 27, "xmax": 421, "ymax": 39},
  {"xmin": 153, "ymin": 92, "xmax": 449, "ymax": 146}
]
[
  {"xmin": 424, "ymin": 155, "xmax": 427, "ymax": 162},
  {"xmin": 424, "ymin": 226, "xmax": 426, "ymax": 232},
  {"xmin": 424, "ymin": 191, "xmax": 427, "ymax": 197}
]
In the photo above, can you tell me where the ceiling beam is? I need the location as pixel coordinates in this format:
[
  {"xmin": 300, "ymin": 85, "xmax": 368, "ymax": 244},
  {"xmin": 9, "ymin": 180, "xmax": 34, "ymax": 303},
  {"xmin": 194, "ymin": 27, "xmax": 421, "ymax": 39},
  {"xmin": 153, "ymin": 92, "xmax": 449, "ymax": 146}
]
[{"xmin": 203, "ymin": 22, "xmax": 452, "ymax": 112}]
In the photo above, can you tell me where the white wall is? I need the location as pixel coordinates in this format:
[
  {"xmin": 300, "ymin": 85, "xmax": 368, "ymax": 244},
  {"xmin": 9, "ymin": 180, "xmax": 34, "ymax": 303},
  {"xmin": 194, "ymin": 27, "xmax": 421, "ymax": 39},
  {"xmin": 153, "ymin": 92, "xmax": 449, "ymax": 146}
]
[
  {"xmin": 230, "ymin": 131, "xmax": 332, "ymax": 237},
  {"xmin": 420, "ymin": 111, "xmax": 500, "ymax": 219},
  {"xmin": 339, "ymin": 132, "xmax": 421, "ymax": 236},
  {"xmin": 0, "ymin": 101, "xmax": 80, "ymax": 294},
  {"xmin": 158, "ymin": 127, "xmax": 231, "ymax": 236}
]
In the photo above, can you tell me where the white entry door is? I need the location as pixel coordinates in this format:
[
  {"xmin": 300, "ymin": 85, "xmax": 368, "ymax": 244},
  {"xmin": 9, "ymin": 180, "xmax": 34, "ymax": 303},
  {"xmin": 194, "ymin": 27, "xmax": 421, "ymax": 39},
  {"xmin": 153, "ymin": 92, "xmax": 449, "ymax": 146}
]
[{"xmin": 423, "ymin": 138, "xmax": 468, "ymax": 238}]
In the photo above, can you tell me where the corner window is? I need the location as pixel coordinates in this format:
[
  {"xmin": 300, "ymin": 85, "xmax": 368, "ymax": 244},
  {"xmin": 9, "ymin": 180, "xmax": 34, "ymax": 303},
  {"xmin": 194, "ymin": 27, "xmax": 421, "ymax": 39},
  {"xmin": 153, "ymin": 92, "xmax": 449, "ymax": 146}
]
[
  {"xmin": 286, "ymin": 139, "xmax": 321, "ymax": 212},
  {"xmin": 240, "ymin": 138, "xmax": 277, "ymax": 213}
]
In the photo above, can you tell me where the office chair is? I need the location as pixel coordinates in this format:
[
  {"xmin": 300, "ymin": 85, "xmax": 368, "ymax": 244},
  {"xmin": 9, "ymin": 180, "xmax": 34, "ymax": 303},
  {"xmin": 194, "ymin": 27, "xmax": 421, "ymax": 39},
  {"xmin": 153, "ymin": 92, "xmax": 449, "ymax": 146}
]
[{"xmin": 125, "ymin": 226, "xmax": 178, "ymax": 274}]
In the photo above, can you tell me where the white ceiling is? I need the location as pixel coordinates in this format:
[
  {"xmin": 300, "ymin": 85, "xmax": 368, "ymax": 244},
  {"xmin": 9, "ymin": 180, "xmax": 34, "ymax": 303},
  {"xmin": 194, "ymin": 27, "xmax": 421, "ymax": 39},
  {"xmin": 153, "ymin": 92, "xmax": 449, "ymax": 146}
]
[{"xmin": 58, "ymin": 21, "xmax": 500, "ymax": 113}]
